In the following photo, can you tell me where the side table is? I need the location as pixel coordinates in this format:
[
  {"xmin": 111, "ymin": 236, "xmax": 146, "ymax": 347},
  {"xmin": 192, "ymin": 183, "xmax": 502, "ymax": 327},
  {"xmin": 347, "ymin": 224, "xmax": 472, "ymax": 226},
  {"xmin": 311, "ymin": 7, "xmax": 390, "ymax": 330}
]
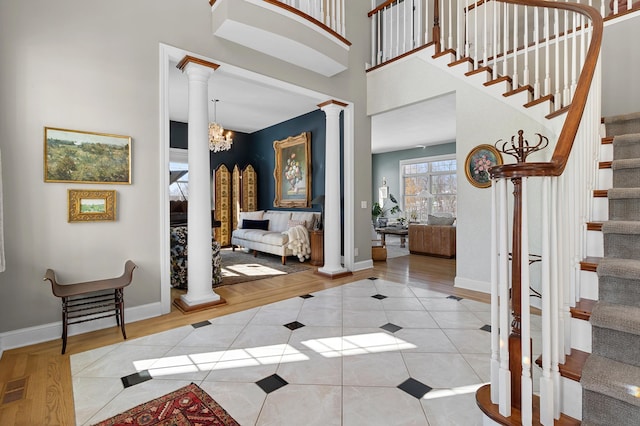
[{"xmin": 310, "ymin": 230, "xmax": 324, "ymax": 266}]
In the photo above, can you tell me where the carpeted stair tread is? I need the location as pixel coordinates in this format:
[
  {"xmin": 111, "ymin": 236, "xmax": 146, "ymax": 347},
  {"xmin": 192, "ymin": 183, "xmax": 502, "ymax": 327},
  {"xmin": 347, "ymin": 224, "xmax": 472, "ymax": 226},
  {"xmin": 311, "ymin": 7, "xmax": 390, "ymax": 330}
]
[
  {"xmin": 601, "ymin": 220, "xmax": 640, "ymax": 234},
  {"xmin": 597, "ymin": 257, "xmax": 640, "ymax": 279},
  {"xmin": 605, "ymin": 112, "xmax": 640, "ymax": 137},
  {"xmin": 590, "ymin": 301, "xmax": 640, "ymax": 336},
  {"xmin": 611, "ymin": 158, "xmax": 640, "ymax": 170},
  {"xmin": 613, "ymin": 133, "xmax": 640, "ymax": 160},
  {"xmin": 608, "ymin": 188, "xmax": 640, "ymax": 199},
  {"xmin": 581, "ymin": 354, "xmax": 640, "ymax": 408},
  {"xmin": 613, "ymin": 133, "xmax": 640, "ymax": 145}
]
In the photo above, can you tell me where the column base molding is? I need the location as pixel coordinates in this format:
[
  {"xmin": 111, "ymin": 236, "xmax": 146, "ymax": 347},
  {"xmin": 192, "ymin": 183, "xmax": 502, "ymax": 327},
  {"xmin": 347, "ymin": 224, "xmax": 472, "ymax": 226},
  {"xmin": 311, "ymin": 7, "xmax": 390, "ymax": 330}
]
[
  {"xmin": 172, "ymin": 297, "xmax": 226, "ymax": 313},
  {"xmin": 315, "ymin": 268, "xmax": 352, "ymax": 279}
]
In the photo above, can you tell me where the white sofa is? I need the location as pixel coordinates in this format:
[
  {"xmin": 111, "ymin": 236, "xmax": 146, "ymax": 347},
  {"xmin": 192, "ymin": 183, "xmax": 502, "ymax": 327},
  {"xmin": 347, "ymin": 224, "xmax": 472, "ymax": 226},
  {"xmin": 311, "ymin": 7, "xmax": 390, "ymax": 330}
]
[{"xmin": 231, "ymin": 210, "xmax": 320, "ymax": 264}]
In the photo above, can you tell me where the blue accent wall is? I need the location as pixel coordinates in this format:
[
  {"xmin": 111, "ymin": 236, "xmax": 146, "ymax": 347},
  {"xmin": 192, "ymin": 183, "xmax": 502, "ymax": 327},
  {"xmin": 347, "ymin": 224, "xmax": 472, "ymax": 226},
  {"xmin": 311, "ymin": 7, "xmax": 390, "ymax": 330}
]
[
  {"xmin": 170, "ymin": 109, "xmax": 328, "ymax": 214},
  {"xmin": 250, "ymin": 110, "xmax": 327, "ymax": 211},
  {"xmin": 372, "ymin": 143, "xmax": 456, "ymax": 205}
]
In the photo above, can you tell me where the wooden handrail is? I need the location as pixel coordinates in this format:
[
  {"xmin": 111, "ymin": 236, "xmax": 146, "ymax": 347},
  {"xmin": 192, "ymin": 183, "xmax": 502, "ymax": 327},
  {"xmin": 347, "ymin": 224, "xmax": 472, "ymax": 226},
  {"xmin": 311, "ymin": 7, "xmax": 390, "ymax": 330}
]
[
  {"xmin": 489, "ymin": 0, "xmax": 603, "ymax": 180},
  {"xmin": 368, "ymin": 0, "xmax": 399, "ymax": 17}
]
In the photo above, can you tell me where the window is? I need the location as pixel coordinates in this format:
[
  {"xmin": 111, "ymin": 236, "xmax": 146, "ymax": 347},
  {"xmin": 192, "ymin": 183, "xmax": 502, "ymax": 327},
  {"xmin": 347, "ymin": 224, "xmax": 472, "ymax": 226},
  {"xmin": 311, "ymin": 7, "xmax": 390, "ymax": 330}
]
[
  {"xmin": 169, "ymin": 148, "xmax": 189, "ymax": 201},
  {"xmin": 400, "ymin": 154, "xmax": 457, "ymax": 222}
]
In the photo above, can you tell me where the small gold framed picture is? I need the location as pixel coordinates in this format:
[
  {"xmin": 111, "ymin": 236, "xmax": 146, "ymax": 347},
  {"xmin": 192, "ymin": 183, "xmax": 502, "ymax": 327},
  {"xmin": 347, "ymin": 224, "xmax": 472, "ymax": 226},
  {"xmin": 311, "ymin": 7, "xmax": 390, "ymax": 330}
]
[
  {"xmin": 464, "ymin": 144, "xmax": 503, "ymax": 188},
  {"xmin": 68, "ymin": 189, "xmax": 116, "ymax": 222}
]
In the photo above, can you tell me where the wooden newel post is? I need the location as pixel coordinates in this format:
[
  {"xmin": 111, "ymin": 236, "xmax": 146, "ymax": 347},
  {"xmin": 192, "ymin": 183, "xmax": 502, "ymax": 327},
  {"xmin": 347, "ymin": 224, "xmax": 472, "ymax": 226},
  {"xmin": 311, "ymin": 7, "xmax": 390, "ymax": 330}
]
[
  {"xmin": 509, "ymin": 176, "xmax": 523, "ymax": 409},
  {"xmin": 492, "ymin": 130, "xmax": 550, "ymax": 412}
]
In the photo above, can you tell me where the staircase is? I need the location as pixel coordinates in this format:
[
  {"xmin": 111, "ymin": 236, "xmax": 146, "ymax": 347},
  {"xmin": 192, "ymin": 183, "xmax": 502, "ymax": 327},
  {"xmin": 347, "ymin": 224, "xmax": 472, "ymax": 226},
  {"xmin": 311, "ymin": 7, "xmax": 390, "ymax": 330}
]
[
  {"xmin": 365, "ymin": 1, "xmax": 640, "ymax": 423},
  {"xmin": 580, "ymin": 112, "xmax": 640, "ymax": 425}
]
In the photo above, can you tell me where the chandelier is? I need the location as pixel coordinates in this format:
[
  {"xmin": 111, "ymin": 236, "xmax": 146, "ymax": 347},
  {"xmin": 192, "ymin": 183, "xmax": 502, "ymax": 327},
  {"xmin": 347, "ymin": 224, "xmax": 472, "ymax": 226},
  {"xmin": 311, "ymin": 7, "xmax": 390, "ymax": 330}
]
[{"xmin": 209, "ymin": 99, "xmax": 233, "ymax": 152}]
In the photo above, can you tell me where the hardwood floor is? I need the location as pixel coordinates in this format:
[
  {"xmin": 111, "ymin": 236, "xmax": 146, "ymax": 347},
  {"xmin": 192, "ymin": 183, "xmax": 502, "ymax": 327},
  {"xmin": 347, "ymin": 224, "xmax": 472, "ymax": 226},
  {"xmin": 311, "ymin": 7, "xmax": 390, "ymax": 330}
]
[{"xmin": 0, "ymin": 255, "xmax": 487, "ymax": 425}]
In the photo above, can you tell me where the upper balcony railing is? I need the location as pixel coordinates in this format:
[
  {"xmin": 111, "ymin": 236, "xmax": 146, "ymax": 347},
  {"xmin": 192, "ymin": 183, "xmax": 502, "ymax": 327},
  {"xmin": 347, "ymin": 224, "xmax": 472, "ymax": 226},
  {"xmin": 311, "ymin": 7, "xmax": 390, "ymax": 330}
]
[
  {"xmin": 369, "ymin": 0, "xmax": 637, "ymax": 71},
  {"xmin": 265, "ymin": 0, "xmax": 346, "ymax": 38}
]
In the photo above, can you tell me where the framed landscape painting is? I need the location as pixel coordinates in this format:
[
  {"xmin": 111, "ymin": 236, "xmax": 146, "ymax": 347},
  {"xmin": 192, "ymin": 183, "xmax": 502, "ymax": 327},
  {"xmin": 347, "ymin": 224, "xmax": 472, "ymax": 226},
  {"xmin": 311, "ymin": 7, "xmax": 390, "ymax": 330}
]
[
  {"xmin": 44, "ymin": 127, "xmax": 131, "ymax": 184},
  {"xmin": 68, "ymin": 189, "xmax": 116, "ymax": 222},
  {"xmin": 273, "ymin": 132, "xmax": 311, "ymax": 208}
]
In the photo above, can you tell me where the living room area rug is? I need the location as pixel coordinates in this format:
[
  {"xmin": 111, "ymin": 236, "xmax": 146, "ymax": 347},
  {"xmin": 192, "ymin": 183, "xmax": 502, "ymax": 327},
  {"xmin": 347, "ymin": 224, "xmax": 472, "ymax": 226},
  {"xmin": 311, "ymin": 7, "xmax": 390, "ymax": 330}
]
[
  {"xmin": 384, "ymin": 234, "xmax": 410, "ymax": 259},
  {"xmin": 92, "ymin": 383, "xmax": 239, "ymax": 426},
  {"xmin": 217, "ymin": 247, "xmax": 312, "ymax": 287}
]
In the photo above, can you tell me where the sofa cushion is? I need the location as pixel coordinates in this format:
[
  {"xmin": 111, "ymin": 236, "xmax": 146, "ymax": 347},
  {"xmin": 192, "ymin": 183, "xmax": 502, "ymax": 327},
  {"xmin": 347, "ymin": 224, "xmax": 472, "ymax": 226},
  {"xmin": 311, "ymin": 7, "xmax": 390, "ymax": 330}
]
[
  {"xmin": 233, "ymin": 228, "xmax": 288, "ymax": 246},
  {"xmin": 427, "ymin": 214, "xmax": 456, "ymax": 226},
  {"xmin": 288, "ymin": 219, "xmax": 307, "ymax": 229},
  {"xmin": 237, "ymin": 210, "xmax": 265, "ymax": 228},
  {"xmin": 291, "ymin": 212, "xmax": 317, "ymax": 230},
  {"xmin": 264, "ymin": 211, "xmax": 292, "ymax": 232},
  {"xmin": 242, "ymin": 219, "xmax": 270, "ymax": 230}
]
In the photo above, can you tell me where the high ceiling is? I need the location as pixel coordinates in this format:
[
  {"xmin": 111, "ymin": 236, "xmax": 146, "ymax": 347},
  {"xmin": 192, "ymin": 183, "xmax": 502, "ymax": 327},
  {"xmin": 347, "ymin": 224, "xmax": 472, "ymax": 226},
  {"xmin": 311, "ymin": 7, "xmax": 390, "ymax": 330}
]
[
  {"xmin": 169, "ymin": 64, "xmax": 456, "ymax": 152},
  {"xmin": 371, "ymin": 93, "xmax": 456, "ymax": 154}
]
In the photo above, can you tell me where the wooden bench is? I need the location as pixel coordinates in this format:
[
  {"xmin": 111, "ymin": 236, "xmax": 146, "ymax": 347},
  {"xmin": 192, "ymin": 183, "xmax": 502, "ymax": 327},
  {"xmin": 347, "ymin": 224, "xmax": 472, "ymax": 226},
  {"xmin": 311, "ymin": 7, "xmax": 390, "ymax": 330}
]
[{"xmin": 43, "ymin": 260, "xmax": 137, "ymax": 354}]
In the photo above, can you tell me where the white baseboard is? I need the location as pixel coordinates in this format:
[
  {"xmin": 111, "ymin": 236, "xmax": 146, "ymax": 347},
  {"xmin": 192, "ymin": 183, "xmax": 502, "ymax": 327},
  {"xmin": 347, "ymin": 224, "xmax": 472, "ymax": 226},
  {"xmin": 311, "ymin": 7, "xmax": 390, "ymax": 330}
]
[
  {"xmin": 352, "ymin": 259, "xmax": 373, "ymax": 272},
  {"xmin": 455, "ymin": 276, "xmax": 490, "ymax": 294},
  {"xmin": 0, "ymin": 302, "xmax": 163, "ymax": 354}
]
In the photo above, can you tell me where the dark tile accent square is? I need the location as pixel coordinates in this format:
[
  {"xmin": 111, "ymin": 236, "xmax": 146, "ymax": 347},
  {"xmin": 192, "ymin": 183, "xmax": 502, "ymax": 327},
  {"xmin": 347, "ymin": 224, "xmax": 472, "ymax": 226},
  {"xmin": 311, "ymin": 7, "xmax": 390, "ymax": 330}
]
[
  {"xmin": 398, "ymin": 378, "xmax": 432, "ymax": 399},
  {"xmin": 447, "ymin": 295, "xmax": 463, "ymax": 301},
  {"xmin": 256, "ymin": 374, "xmax": 288, "ymax": 394},
  {"xmin": 300, "ymin": 294, "xmax": 314, "ymax": 299},
  {"xmin": 480, "ymin": 324, "xmax": 492, "ymax": 332},
  {"xmin": 192, "ymin": 320, "xmax": 212, "ymax": 329},
  {"xmin": 284, "ymin": 321, "xmax": 306, "ymax": 331},
  {"xmin": 381, "ymin": 323, "xmax": 403, "ymax": 333},
  {"xmin": 372, "ymin": 294, "xmax": 387, "ymax": 300},
  {"xmin": 121, "ymin": 370, "xmax": 152, "ymax": 388},
  {"xmin": 368, "ymin": 277, "xmax": 379, "ymax": 280}
]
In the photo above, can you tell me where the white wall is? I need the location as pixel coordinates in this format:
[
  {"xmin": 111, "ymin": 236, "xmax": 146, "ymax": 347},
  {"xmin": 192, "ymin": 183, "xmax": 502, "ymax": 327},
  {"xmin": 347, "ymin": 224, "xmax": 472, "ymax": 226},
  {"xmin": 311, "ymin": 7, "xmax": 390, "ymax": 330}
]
[
  {"xmin": 368, "ymin": 55, "xmax": 552, "ymax": 293},
  {"xmin": 0, "ymin": 0, "xmax": 372, "ymax": 348},
  {"xmin": 601, "ymin": 14, "xmax": 640, "ymax": 116}
]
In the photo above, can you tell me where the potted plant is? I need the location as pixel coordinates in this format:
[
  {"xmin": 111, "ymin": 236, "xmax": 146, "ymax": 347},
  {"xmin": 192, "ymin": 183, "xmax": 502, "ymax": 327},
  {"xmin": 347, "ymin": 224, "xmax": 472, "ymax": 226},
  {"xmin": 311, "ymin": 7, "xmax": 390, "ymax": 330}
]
[{"xmin": 372, "ymin": 194, "xmax": 401, "ymax": 227}]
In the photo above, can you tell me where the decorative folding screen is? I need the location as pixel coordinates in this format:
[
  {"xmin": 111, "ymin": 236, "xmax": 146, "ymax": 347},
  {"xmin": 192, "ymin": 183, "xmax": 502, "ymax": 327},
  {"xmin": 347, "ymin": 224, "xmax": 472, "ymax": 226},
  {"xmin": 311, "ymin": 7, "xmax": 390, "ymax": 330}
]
[
  {"xmin": 242, "ymin": 165, "xmax": 258, "ymax": 212},
  {"xmin": 232, "ymin": 166, "xmax": 241, "ymax": 231},
  {"xmin": 232, "ymin": 164, "xmax": 258, "ymax": 231},
  {"xmin": 214, "ymin": 165, "xmax": 231, "ymax": 246},
  {"xmin": 214, "ymin": 164, "xmax": 257, "ymax": 246}
]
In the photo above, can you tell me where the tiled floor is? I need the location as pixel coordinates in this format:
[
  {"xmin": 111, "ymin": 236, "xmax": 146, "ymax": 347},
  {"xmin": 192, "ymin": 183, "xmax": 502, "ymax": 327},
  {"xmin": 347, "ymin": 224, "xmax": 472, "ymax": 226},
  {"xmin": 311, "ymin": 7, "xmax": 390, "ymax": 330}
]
[{"xmin": 71, "ymin": 278, "xmax": 530, "ymax": 425}]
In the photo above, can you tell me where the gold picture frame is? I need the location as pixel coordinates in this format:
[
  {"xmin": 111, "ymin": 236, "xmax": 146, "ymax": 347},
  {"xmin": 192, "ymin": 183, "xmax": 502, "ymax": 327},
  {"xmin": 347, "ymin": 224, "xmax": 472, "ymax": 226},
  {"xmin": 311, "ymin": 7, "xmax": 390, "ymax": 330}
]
[
  {"xmin": 464, "ymin": 144, "xmax": 503, "ymax": 188},
  {"xmin": 68, "ymin": 189, "xmax": 117, "ymax": 222},
  {"xmin": 45, "ymin": 127, "xmax": 132, "ymax": 184},
  {"xmin": 273, "ymin": 132, "xmax": 311, "ymax": 208}
]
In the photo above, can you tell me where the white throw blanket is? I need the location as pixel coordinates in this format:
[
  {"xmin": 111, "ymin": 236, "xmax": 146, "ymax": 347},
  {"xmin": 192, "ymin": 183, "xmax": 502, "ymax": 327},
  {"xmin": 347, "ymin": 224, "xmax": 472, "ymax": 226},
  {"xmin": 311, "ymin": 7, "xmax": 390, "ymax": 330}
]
[{"xmin": 284, "ymin": 225, "xmax": 311, "ymax": 262}]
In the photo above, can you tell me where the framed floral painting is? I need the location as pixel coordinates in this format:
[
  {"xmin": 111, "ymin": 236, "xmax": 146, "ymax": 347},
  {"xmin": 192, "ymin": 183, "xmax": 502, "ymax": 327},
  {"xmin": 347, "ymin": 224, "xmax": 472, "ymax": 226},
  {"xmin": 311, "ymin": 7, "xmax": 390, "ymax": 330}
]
[
  {"xmin": 273, "ymin": 132, "xmax": 311, "ymax": 208},
  {"xmin": 464, "ymin": 144, "xmax": 503, "ymax": 188}
]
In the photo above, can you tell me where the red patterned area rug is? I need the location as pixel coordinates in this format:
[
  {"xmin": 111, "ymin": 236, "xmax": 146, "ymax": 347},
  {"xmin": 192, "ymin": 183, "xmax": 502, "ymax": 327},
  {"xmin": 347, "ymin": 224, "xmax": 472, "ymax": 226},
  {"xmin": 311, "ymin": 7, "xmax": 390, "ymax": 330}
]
[{"xmin": 93, "ymin": 383, "xmax": 239, "ymax": 426}]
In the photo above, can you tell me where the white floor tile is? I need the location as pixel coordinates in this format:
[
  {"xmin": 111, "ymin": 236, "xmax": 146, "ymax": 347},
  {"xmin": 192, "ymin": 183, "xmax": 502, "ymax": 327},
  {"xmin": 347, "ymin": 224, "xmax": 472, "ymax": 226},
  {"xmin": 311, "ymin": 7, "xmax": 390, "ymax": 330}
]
[
  {"xmin": 429, "ymin": 311, "xmax": 487, "ymax": 329},
  {"xmin": 342, "ymin": 352, "xmax": 409, "ymax": 386},
  {"xmin": 402, "ymin": 352, "xmax": 484, "ymax": 388},
  {"xmin": 343, "ymin": 386, "xmax": 428, "ymax": 425},
  {"xmin": 199, "ymin": 381, "xmax": 267, "ymax": 426},
  {"xmin": 385, "ymin": 310, "xmax": 439, "ymax": 329},
  {"xmin": 422, "ymin": 391, "xmax": 484, "ymax": 426},
  {"xmin": 72, "ymin": 279, "xmax": 496, "ymax": 426},
  {"xmin": 257, "ymin": 384, "xmax": 342, "ymax": 426}
]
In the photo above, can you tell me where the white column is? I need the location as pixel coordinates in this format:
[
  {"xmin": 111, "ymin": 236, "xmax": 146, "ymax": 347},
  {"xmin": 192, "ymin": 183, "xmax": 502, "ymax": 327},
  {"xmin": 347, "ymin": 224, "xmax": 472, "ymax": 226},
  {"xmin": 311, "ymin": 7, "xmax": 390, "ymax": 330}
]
[
  {"xmin": 318, "ymin": 100, "xmax": 348, "ymax": 277},
  {"xmin": 177, "ymin": 57, "xmax": 221, "ymax": 308}
]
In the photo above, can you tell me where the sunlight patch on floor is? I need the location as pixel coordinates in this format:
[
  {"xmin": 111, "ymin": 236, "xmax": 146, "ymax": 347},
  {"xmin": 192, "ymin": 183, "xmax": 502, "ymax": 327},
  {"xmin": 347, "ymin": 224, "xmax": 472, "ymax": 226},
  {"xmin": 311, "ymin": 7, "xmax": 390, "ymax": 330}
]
[
  {"xmin": 222, "ymin": 264, "xmax": 287, "ymax": 277},
  {"xmin": 132, "ymin": 332, "xmax": 416, "ymax": 377}
]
